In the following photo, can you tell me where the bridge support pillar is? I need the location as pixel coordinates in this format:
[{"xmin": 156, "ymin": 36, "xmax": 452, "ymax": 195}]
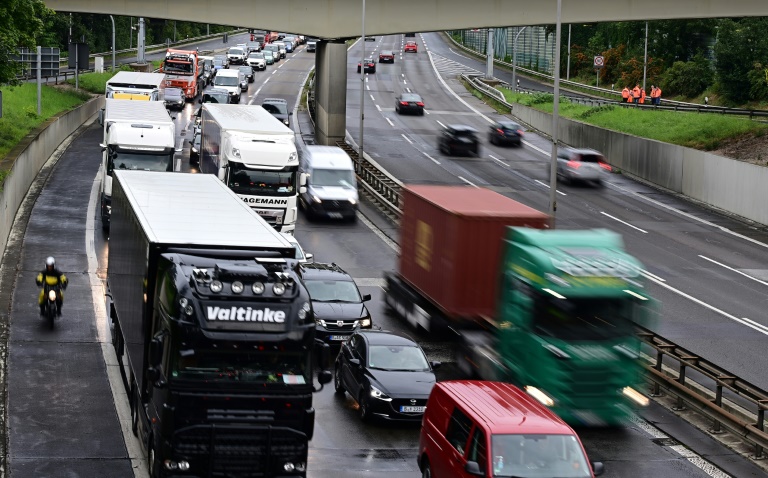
[{"xmin": 314, "ymin": 40, "xmax": 347, "ymax": 145}]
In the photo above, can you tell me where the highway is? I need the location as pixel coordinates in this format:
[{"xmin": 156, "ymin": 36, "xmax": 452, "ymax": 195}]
[{"xmin": 3, "ymin": 31, "xmax": 766, "ymax": 478}]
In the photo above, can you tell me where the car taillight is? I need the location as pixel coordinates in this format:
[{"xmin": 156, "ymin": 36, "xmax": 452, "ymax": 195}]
[
  {"xmin": 598, "ymin": 161, "xmax": 612, "ymax": 171},
  {"xmin": 567, "ymin": 160, "xmax": 582, "ymax": 169},
  {"xmin": 400, "ymin": 101, "xmax": 409, "ymax": 106},
  {"xmin": 416, "ymin": 102, "xmax": 424, "ymax": 107},
  {"xmin": 517, "ymin": 130, "xmax": 524, "ymax": 136},
  {"xmin": 496, "ymin": 128, "xmax": 504, "ymax": 134}
]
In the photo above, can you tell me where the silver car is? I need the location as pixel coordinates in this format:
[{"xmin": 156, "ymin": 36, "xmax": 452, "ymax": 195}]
[
  {"xmin": 556, "ymin": 148, "xmax": 610, "ymax": 186},
  {"xmin": 281, "ymin": 233, "xmax": 313, "ymax": 263}
]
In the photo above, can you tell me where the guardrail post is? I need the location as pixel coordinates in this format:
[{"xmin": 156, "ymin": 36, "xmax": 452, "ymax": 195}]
[
  {"xmin": 673, "ymin": 360, "xmax": 690, "ymax": 410},
  {"xmin": 651, "ymin": 349, "xmax": 664, "ymax": 396},
  {"xmin": 711, "ymin": 382, "xmax": 725, "ymax": 433},
  {"xmin": 755, "ymin": 401, "xmax": 768, "ymax": 459}
]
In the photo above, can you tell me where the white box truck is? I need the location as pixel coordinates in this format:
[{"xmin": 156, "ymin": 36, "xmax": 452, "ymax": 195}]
[
  {"xmin": 200, "ymin": 104, "xmax": 305, "ymax": 234},
  {"xmin": 99, "ymin": 99, "xmax": 177, "ymax": 229},
  {"xmin": 105, "ymin": 71, "xmax": 166, "ymax": 101}
]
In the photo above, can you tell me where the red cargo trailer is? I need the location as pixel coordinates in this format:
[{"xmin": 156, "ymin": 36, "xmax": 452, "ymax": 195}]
[{"xmin": 397, "ymin": 185, "xmax": 551, "ymax": 319}]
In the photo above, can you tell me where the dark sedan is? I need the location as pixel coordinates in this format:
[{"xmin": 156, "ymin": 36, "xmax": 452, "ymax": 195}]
[
  {"xmin": 334, "ymin": 330, "xmax": 440, "ymax": 422},
  {"xmin": 395, "ymin": 93, "xmax": 424, "ymax": 115},
  {"xmin": 378, "ymin": 50, "xmax": 394, "ymax": 63},
  {"xmin": 489, "ymin": 120, "xmax": 524, "ymax": 146},
  {"xmin": 164, "ymin": 87, "xmax": 185, "ymax": 110},
  {"xmin": 438, "ymin": 124, "xmax": 480, "ymax": 156},
  {"xmin": 357, "ymin": 58, "xmax": 376, "ymax": 73}
]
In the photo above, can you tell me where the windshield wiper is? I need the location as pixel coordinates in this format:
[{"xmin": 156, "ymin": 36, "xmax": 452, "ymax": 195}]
[{"xmin": 314, "ymin": 299, "xmax": 356, "ymax": 303}]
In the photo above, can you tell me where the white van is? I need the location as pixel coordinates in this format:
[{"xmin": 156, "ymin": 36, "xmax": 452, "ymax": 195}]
[
  {"xmin": 299, "ymin": 145, "xmax": 358, "ymax": 221},
  {"xmin": 212, "ymin": 69, "xmax": 242, "ymax": 103}
]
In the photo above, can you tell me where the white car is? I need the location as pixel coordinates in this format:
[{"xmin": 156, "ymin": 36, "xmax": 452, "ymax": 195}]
[
  {"xmin": 273, "ymin": 41, "xmax": 287, "ymax": 58},
  {"xmin": 227, "ymin": 47, "xmax": 246, "ymax": 65},
  {"xmin": 247, "ymin": 52, "xmax": 266, "ymax": 71},
  {"xmin": 282, "ymin": 233, "xmax": 313, "ymax": 263}
]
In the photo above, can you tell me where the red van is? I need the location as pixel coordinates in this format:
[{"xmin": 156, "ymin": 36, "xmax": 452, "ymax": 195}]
[{"xmin": 418, "ymin": 381, "xmax": 604, "ymax": 478}]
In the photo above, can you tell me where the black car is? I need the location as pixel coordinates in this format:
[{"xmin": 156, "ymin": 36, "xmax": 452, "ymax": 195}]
[
  {"xmin": 438, "ymin": 124, "xmax": 480, "ymax": 156},
  {"xmin": 357, "ymin": 58, "xmax": 376, "ymax": 73},
  {"xmin": 395, "ymin": 93, "xmax": 424, "ymax": 115},
  {"xmin": 239, "ymin": 65, "xmax": 255, "ymax": 83},
  {"xmin": 364, "ymin": 36, "xmax": 376, "ymax": 41},
  {"xmin": 301, "ymin": 262, "xmax": 372, "ymax": 345},
  {"xmin": 189, "ymin": 130, "xmax": 201, "ymax": 165},
  {"xmin": 164, "ymin": 87, "xmax": 185, "ymax": 110},
  {"xmin": 334, "ymin": 330, "xmax": 440, "ymax": 422},
  {"xmin": 262, "ymin": 98, "xmax": 292, "ymax": 127},
  {"xmin": 489, "ymin": 120, "xmax": 524, "ymax": 146}
]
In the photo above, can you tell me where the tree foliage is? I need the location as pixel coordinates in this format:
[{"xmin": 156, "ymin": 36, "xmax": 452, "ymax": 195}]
[
  {"xmin": 713, "ymin": 18, "xmax": 768, "ymax": 103},
  {"xmin": 0, "ymin": 0, "xmax": 51, "ymax": 84},
  {"xmin": 660, "ymin": 55, "xmax": 713, "ymax": 98}
]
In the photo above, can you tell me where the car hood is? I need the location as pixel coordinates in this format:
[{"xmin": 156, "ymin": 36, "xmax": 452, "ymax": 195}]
[
  {"xmin": 309, "ymin": 185, "xmax": 357, "ymax": 201},
  {"xmin": 312, "ymin": 301, "xmax": 368, "ymax": 320},
  {"xmin": 368, "ymin": 370, "xmax": 436, "ymax": 397}
]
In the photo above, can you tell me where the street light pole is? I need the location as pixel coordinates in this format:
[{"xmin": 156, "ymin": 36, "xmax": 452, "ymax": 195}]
[
  {"xmin": 642, "ymin": 21, "xmax": 648, "ymax": 92},
  {"xmin": 358, "ymin": 0, "xmax": 366, "ymax": 166},
  {"xmin": 109, "ymin": 15, "xmax": 115, "ymax": 71},
  {"xmin": 566, "ymin": 24, "xmax": 571, "ymax": 81},
  {"xmin": 486, "ymin": 29, "xmax": 494, "ymax": 80},
  {"xmin": 548, "ymin": 0, "xmax": 563, "ymax": 221},
  {"xmin": 512, "ymin": 27, "xmax": 526, "ymax": 91}
]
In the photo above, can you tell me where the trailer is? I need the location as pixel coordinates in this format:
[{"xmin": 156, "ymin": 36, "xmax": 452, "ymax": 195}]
[
  {"xmin": 105, "ymin": 71, "xmax": 166, "ymax": 101},
  {"xmin": 108, "ymin": 170, "xmax": 330, "ymax": 477}
]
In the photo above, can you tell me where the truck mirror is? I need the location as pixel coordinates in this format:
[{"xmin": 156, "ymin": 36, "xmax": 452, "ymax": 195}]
[
  {"xmin": 592, "ymin": 462, "xmax": 605, "ymax": 476},
  {"xmin": 464, "ymin": 461, "xmax": 483, "ymax": 476},
  {"xmin": 98, "ymin": 108, "xmax": 104, "ymax": 126},
  {"xmin": 149, "ymin": 337, "xmax": 163, "ymax": 366},
  {"xmin": 300, "ymin": 173, "xmax": 309, "ymax": 186},
  {"xmin": 430, "ymin": 361, "xmax": 442, "ymax": 369},
  {"xmin": 362, "ymin": 294, "xmax": 371, "ymax": 302},
  {"xmin": 99, "ymin": 143, "xmax": 107, "ymax": 152},
  {"xmin": 317, "ymin": 370, "xmax": 332, "ymax": 385}
]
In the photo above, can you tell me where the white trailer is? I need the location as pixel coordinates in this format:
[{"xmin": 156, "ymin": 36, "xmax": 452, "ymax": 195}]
[
  {"xmin": 100, "ymin": 99, "xmax": 177, "ymax": 229},
  {"xmin": 200, "ymin": 104, "xmax": 304, "ymax": 234},
  {"xmin": 105, "ymin": 71, "xmax": 166, "ymax": 101}
]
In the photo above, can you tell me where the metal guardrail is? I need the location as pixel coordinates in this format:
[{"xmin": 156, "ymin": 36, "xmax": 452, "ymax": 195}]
[{"xmin": 447, "ymin": 32, "xmax": 768, "ymax": 120}]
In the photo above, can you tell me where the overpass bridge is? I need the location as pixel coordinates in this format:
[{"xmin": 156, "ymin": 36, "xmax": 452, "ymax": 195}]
[{"xmin": 42, "ymin": 0, "xmax": 768, "ymax": 143}]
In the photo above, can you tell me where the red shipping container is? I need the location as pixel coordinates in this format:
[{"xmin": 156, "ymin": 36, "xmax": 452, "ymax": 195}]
[{"xmin": 399, "ymin": 185, "xmax": 551, "ymax": 319}]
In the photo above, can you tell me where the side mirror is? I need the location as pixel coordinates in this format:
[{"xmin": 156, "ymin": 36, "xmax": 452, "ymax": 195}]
[
  {"xmin": 146, "ymin": 367, "xmax": 160, "ymax": 383},
  {"xmin": 349, "ymin": 358, "xmax": 361, "ymax": 367},
  {"xmin": 299, "ymin": 186, "xmax": 307, "ymax": 194},
  {"xmin": 464, "ymin": 461, "xmax": 483, "ymax": 476},
  {"xmin": 305, "ymin": 253, "xmax": 314, "ymax": 263},
  {"xmin": 430, "ymin": 361, "xmax": 442, "ymax": 370},
  {"xmin": 149, "ymin": 337, "xmax": 163, "ymax": 367},
  {"xmin": 300, "ymin": 172, "xmax": 309, "ymax": 187},
  {"xmin": 318, "ymin": 370, "xmax": 332, "ymax": 385},
  {"xmin": 592, "ymin": 462, "xmax": 605, "ymax": 476},
  {"xmin": 99, "ymin": 143, "xmax": 107, "ymax": 152},
  {"xmin": 98, "ymin": 108, "xmax": 104, "ymax": 126},
  {"xmin": 362, "ymin": 294, "xmax": 371, "ymax": 302}
]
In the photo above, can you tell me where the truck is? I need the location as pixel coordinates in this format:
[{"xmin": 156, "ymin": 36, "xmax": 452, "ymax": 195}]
[
  {"xmin": 200, "ymin": 104, "xmax": 305, "ymax": 234},
  {"xmin": 107, "ymin": 170, "xmax": 331, "ymax": 478},
  {"xmin": 99, "ymin": 99, "xmax": 177, "ymax": 229},
  {"xmin": 105, "ymin": 71, "xmax": 166, "ymax": 101},
  {"xmin": 162, "ymin": 49, "xmax": 202, "ymax": 100},
  {"xmin": 384, "ymin": 185, "xmax": 656, "ymax": 427}
]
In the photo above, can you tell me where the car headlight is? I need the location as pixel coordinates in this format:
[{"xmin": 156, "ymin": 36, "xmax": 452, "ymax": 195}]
[
  {"xmin": 349, "ymin": 198, "xmax": 357, "ymax": 205},
  {"xmin": 283, "ymin": 119, "xmax": 290, "ymax": 125},
  {"xmin": 359, "ymin": 318, "xmax": 371, "ymax": 327},
  {"xmin": 370, "ymin": 384, "xmax": 392, "ymax": 401},
  {"xmin": 191, "ymin": 147, "xmax": 198, "ymax": 153},
  {"xmin": 315, "ymin": 318, "xmax": 326, "ymax": 327},
  {"xmin": 311, "ymin": 195, "xmax": 322, "ymax": 204}
]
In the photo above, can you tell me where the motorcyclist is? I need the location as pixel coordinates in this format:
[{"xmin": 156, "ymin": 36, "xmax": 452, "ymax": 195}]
[{"xmin": 36, "ymin": 256, "xmax": 67, "ymax": 316}]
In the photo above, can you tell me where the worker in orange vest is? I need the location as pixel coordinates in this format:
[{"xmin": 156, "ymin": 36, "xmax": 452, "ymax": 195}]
[
  {"xmin": 640, "ymin": 88, "xmax": 646, "ymax": 104},
  {"xmin": 650, "ymin": 85, "xmax": 662, "ymax": 106},
  {"xmin": 632, "ymin": 85, "xmax": 641, "ymax": 104},
  {"xmin": 621, "ymin": 87, "xmax": 630, "ymax": 103}
]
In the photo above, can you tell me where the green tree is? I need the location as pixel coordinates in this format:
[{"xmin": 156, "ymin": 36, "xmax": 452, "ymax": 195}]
[
  {"xmin": 660, "ymin": 55, "xmax": 713, "ymax": 98},
  {"xmin": 714, "ymin": 18, "xmax": 768, "ymax": 103},
  {"xmin": 0, "ymin": 0, "xmax": 51, "ymax": 84}
]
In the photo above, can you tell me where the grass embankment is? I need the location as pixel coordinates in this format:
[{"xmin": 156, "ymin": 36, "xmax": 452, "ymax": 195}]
[
  {"xmin": 499, "ymin": 90, "xmax": 768, "ymax": 151},
  {"xmin": 66, "ymin": 62, "xmax": 162, "ymax": 94}
]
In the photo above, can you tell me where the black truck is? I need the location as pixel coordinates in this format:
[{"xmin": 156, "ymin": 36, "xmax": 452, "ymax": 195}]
[{"xmin": 107, "ymin": 170, "xmax": 331, "ymax": 477}]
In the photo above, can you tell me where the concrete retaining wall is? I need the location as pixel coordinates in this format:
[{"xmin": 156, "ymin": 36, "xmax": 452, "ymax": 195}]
[
  {"xmin": 511, "ymin": 103, "xmax": 768, "ymax": 225},
  {"xmin": 0, "ymin": 97, "xmax": 104, "ymax": 256}
]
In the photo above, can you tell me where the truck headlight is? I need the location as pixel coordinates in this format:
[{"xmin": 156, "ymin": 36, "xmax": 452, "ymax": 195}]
[
  {"xmin": 210, "ymin": 280, "xmax": 223, "ymax": 293},
  {"xmin": 231, "ymin": 281, "xmax": 244, "ymax": 294},
  {"xmin": 273, "ymin": 282, "xmax": 286, "ymax": 295},
  {"xmin": 252, "ymin": 282, "xmax": 265, "ymax": 294}
]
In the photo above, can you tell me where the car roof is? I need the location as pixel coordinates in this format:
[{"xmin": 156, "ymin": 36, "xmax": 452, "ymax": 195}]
[
  {"xmin": 496, "ymin": 121, "xmax": 521, "ymax": 128},
  {"xmin": 435, "ymin": 381, "xmax": 575, "ymax": 435},
  {"xmin": 358, "ymin": 330, "xmax": 420, "ymax": 347},
  {"xmin": 300, "ymin": 262, "xmax": 354, "ymax": 281},
  {"xmin": 447, "ymin": 124, "xmax": 478, "ymax": 132},
  {"xmin": 302, "ymin": 145, "xmax": 354, "ymax": 169}
]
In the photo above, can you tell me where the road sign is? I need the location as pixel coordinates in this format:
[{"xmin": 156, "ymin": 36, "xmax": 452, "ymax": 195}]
[
  {"xmin": 13, "ymin": 47, "xmax": 60, "ymax": 78},
  {"xmin": 594, "ymin": 55, "xmax": 605, "ymax": 69}
]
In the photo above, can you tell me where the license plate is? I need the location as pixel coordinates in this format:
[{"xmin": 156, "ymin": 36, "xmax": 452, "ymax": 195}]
[
  {"xmin": 400, "ymin": 405, "xmax": 426, "ymax": 413},
  {"xmin": 328, "ymin": 212, "xmax": 343, "ymax": 219},
  {"xmin": 330, "ymin": 335, "xmax": 347, "ymax": 341}
]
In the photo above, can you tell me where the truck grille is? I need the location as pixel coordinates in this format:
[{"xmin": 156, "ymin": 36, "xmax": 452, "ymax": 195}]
[
  {"xmin": 174, "ymin": 424, "xmax": 307, "ymax": 477},
  {"xmin": 319, "ymin": 200, "xmax": 354, "ymax": 212}
]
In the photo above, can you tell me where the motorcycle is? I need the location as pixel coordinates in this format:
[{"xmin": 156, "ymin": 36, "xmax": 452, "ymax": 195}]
[{"xmin": 42, "ymin": 283, "xmax": 62, "ymax": 329}]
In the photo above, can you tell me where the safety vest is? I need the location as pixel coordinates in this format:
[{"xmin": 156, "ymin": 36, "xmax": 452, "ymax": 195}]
[
  {"xmin": 651, "ymin": 88, "xmax": 662, "ymax": 98},
  {"xmin": 621, "ymin": 88, "xmax": 630, "ymax": 99},
  {"xmin": 632, "ymin": 87, "xmax": 641, "ymax": 98}
]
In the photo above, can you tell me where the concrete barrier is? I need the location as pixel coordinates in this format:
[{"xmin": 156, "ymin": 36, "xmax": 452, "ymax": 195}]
[
  {"xmin": 511, "ymin": 102, "xmax": 768, "ymax": 226},
  {"xmin": 0, "ymin": 97, "xmax": 104, "ymax": 256}
]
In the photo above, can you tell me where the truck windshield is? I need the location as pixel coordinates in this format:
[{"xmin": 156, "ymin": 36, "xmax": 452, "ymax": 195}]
[
  {"xmin": 228, "ymin": 163, "xmax": 296, "ymax": 196},
  {"xmin": 107, "ymin": 149, "xmax": 173, "ymax": 174},
  {"xmin": 164, "ymin": 60, "xmax": 193, "ymax": 75},
  {"xmin": 532, "ymin": 296, "xmax": 635, "ymax": 341},
  {"xmin": 311, "ymin": 169, "xmax": 355, "ymax": 188},
  {"xmin": 490, "ymin": 434, "xmax": 590, "ymax": 478},
  {"xmin": 214, "ymin": 76, "xmax": 239, "ymax": 87},
  {"xmin": 171, "ymin": 348, "xmax": 310, "ymax": 385}
]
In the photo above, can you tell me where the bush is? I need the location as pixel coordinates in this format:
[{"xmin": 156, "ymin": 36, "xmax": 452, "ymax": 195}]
[
  {"xmin": 661, "ymin": 55, "xmax": 713, "ymax": 98},
  {"xmin": 747, "ymin": 63, "xmax": 768, "ymax": 102}
]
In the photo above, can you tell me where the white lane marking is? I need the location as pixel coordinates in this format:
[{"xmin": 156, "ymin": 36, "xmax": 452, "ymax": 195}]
[
  {"xmin": 488, "ymin": 154, "xmax": 504, "ymax": 162},
  {"xmin": 272, "ymin": 69, "xmax": 277, "ymax": 74},
  {"xmin": 643, "ymin": 274, "xmax": 768, "ymax": 336},
  {"xmin": 263, "ymin": 77, "xmax": 270, "ymax": 84},
  {"xmin": 385, "ymin": 117, "xmax": 394, "ymax": 127},
  {"xmin": 522, "ymin": 140, "xmax": 550, "ymax": 156},
  {"xmin": 406, "ymin": 87, "xmax": 411, "ymax": 93},
  {"xmin": 534, "ymin": 179, "xmax": 566, "ymax": 196},
  {"xmin": 87, "ymin": 168, "xmax": 147, "ymax": 477},
  {"xmin": 699, "ymin": 255, "xmax": 768, "ymax": 287},
  {"xmin": 436, "ymin": 120, "xmax": 446, "ymax": 129},
  {"xmin": 401, "ymin": 134, "xmax": 413, "ymax": 144},
  {"xmin": 401, "ymin": 73, "xmax": 405, "ymax": 77},
  {"xmin": 630, "ymin": 416, "xmax": 732, "ymax": 478},
  {"xmin": 376, "ymin": 104, "xmax": 382, "ymax": 112},
  {"xmin": 424, "ymin": 109, "xmax": 430, "ymax": 115},
  {"xmin": 365, "ymin": 76, "xmax": 369, "ymax": 83},
  {"xmin": 403, "ymin": 80, "xmax": 407, "ymax": 85},
  {"xmin": 459, "ymin": 176, "xmax": 479, "ymax": 188},
  {"xmin": 423, "ymin": 152, "xmax": 440, "ymax": 165},
  {"xmin": 641, "ymin": 270, "xmax": 667, "ymax": 283},
  {"xmin": 742, "ymin": 318, "xmax": 768, "ymax": 334},
  {"xmin": 370, "ymin": 94, "xmax": 375, "ymax": 101},
  {"xmin": 358, "ymin": 213, "xmax": 399, "ymax": 253},
  {"xmin": 600, "ymin": 211, "xmax": 648, "ymax": 234}
]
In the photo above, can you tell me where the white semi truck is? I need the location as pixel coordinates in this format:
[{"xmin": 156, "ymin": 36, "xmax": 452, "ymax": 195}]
[
  {"xmin": 200, "ymin": 104, "xmax": 304, "ymax": 234},
  {"xmin": 99, "ymin": 99, "xmax": 177, "ymax": 229},
  {"xmin": 104, "ymin": 71, "xmax": 166, "ymax": 101}
]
